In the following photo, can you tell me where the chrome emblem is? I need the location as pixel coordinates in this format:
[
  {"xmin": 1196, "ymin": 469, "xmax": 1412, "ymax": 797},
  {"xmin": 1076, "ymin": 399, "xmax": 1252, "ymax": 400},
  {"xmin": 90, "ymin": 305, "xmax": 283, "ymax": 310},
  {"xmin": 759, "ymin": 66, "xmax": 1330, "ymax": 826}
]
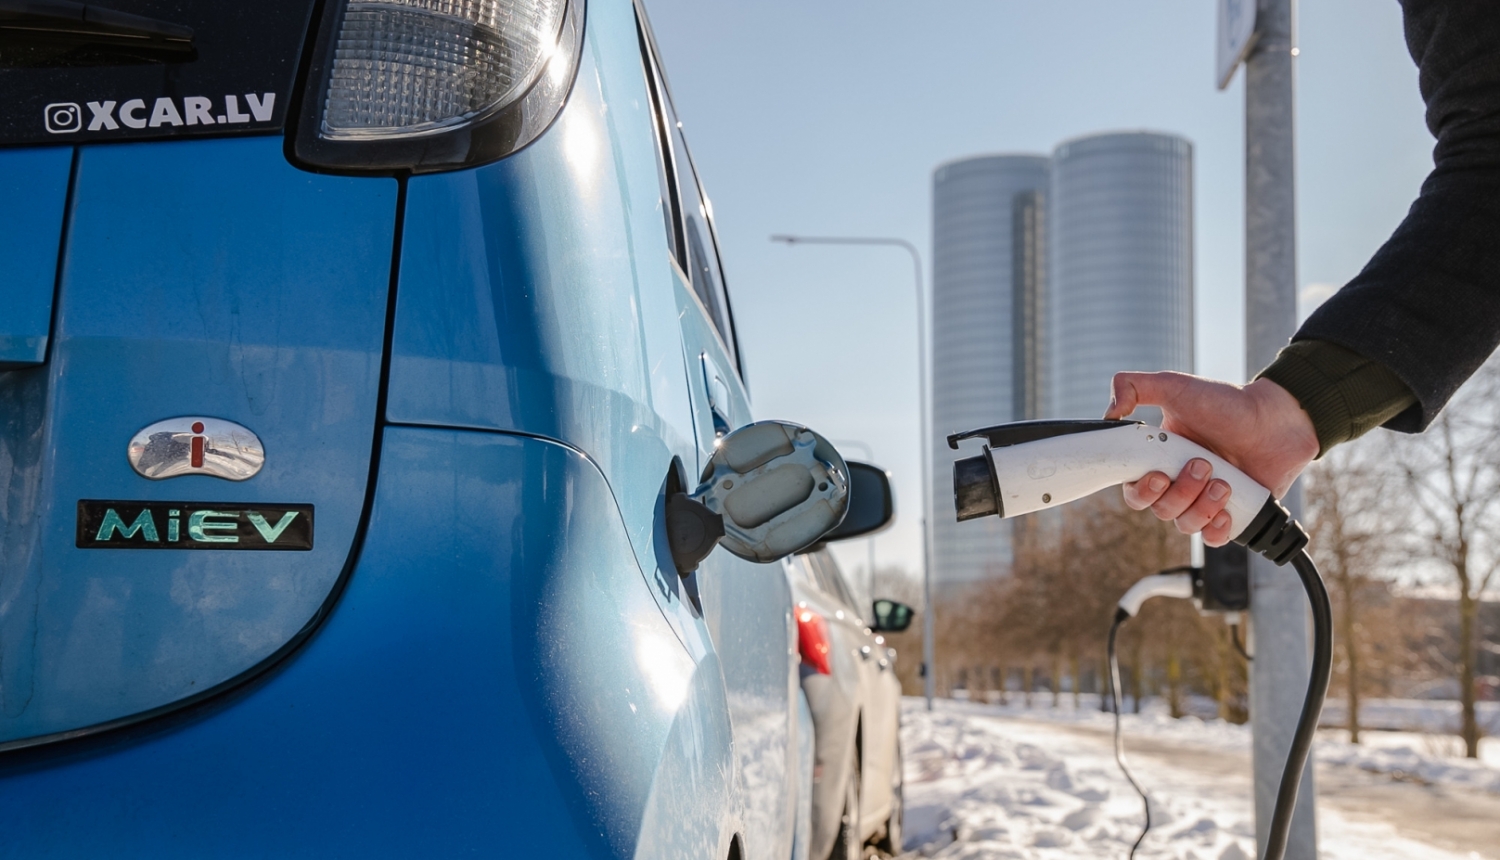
[{"xmin": 127, "ymin": 417, "xmax": 265, "ymax": 481}]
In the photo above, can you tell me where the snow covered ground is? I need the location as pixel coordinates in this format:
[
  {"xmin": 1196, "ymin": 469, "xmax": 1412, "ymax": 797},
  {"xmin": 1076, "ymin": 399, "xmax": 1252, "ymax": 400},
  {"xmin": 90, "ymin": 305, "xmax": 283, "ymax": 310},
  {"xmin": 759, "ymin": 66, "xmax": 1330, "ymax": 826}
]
[
  {"xmin": 1320, "ymin": 697, "xmax": 1500, "ymax": 738},
  {"xmin": 900, "ymin": 697, "xmax": 1500, "ymax": 859}
]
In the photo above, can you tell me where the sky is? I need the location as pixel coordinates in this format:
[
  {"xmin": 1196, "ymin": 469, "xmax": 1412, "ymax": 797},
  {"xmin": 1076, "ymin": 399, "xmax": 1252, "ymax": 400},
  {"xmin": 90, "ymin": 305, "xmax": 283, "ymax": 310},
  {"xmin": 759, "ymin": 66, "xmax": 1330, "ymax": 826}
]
[{"xmin": 644, "ymin": 0, "xmax": 1433, "ymax": 587}]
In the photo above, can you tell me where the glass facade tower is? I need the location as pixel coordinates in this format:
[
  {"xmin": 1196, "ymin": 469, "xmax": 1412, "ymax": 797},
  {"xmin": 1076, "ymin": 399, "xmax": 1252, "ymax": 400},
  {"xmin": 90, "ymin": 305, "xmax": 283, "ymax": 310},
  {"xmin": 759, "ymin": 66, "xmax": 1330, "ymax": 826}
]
[
  {"xmin": 1050, "ymin": 132, "xmax": 1194, "ymax": 422},
  {"xmin": 930, "ymin": 155, "xmax": 1049, "ymax": 594}
]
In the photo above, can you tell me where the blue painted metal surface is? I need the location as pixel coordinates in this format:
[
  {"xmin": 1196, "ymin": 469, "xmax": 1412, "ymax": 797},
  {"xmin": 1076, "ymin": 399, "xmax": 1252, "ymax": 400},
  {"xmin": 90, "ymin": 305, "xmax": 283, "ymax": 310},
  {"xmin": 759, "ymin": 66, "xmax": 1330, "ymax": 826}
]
[
  {"xmin": 0, "ymin": 137, "xmax": 395, "ymax": 746},
  {"xmin": 0, "ymin": 1, "xmax": 805, "ymax": 857},
  {"xmin": 386, "ymin": 0, "xmax": 699, "ymax": 586},
  {"xmin": 380, "ymin": 1, "xmax": 802, "ymax": 855},
  {"xmin": 0, "ymin": 146, "xmax": 72, "ymax": 366},
  {"xmin": 679, "ymin": 269, "xmax": 801, "ymax": 860},
  {"xmin": 0, "ymin": 428, "xmax": 733, "ymax": 858}
]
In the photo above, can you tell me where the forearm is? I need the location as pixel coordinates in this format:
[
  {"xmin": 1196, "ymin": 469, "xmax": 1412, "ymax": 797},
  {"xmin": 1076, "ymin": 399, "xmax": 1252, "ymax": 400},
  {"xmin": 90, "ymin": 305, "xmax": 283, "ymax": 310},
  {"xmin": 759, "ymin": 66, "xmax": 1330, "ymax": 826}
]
[
  {"xmin": 1290, "ymin": 0, "xmax": 1500, "ymax": 431},
  {"xmin": 1256, "ymin": 341, "xmax": 1417, "ymax": 457}
]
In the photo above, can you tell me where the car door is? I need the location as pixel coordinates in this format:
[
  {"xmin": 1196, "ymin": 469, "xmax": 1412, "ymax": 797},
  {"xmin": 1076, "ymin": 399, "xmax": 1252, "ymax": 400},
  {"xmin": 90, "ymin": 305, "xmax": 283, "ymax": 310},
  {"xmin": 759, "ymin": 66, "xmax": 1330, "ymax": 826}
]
[
  {"xmin": 810, "ymin": 550, "xmax": 898, "ymax": 840},
  {"xmin": 635, "ymin": 8, "xmax": 797, "ymax": 860}
]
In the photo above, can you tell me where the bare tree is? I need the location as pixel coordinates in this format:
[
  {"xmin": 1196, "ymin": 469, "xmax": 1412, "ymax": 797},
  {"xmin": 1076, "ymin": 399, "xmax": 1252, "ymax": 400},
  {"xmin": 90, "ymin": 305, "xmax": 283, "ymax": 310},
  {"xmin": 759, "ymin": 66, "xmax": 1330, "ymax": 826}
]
[
  {"xmin": 927, "ymin": 493, "xmax": 1242, "ymax": 718},
  {"xmin": 1305, "ymin": 437, "xmax": 1398, "ymax": 743},
  {"xmin": 1387, "ymin": 359, "xmax": 1500, "ymax": 758}
]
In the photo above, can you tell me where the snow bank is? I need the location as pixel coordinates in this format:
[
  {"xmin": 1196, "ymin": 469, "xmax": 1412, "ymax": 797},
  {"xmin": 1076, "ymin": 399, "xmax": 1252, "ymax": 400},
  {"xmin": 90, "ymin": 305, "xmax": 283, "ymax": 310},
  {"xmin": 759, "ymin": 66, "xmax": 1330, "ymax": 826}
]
[
  {"xmin": 1316, "ymin": 731, "xmax": 1500, "ymax": 793},
  {"xmin": 901, "ymin": 700, "xmax": 1258, "ymax": 859},
  {"xmin": 900, "ymin": 698, "xmax": 1493, "ymax": 860},
  {"xmin": 1319, "ymin": 697, "xmax": 1500, "ymax": 735},
  {"xmin": 926, "ymin": 696, "xmax": 1500, "ymax": 796}
]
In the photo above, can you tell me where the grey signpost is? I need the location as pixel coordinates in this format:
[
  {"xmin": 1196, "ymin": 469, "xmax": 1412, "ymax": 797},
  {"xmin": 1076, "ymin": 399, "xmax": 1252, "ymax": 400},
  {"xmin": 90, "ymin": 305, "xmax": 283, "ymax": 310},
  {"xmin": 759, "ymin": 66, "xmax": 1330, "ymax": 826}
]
[{"xmin": 1221, "ymin": 0, "xmax": 1318, "ymax": 856}]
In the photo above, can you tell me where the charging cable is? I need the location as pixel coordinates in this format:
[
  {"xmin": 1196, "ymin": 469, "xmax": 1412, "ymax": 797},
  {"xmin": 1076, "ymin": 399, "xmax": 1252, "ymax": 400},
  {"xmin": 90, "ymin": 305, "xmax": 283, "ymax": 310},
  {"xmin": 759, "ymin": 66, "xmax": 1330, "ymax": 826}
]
[
  {"xmin": 1235, "ymin": 500, "xmax": 1331, "ymax": 860},
  {"xmin": 1230, "ymin": 620, "xmax": 1253, "ymax": 662},
  {"xmin": 1265, "ymin": 549, "xmax": 1331, "ymax": 860},
  {"xmin": 1108, "ymin": 568, "xmax": 1194, "ymax": 859},
  {"xmin": 1105, "ymin": 534, "xmax": 1329, "ymax": 860}
]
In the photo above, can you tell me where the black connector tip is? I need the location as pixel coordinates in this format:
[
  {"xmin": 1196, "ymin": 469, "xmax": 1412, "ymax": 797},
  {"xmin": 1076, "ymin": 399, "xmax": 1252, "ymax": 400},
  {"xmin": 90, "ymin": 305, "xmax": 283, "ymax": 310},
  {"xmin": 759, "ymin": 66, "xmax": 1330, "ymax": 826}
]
[{"xmin": 953, "ymin": 453, "xmax": 1001, "ymax": 521}]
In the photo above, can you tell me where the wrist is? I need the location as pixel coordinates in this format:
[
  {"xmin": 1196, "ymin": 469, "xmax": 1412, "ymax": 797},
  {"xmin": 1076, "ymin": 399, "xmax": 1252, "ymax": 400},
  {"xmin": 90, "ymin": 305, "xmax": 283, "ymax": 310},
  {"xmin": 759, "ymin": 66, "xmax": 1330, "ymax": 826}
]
[{"xmin": 1246, "ymin": 377, "xmax": 1319, "ymax": 477}]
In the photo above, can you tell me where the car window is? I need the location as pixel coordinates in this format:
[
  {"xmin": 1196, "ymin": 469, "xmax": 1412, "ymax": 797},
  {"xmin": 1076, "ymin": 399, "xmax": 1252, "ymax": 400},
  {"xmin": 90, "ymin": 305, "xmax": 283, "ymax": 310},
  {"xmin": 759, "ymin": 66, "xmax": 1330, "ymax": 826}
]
[
  {"xmin": 826, "ymin": 556, "xmax": 862, "ymax": 614},
  {"xmin": 633, "ymin": 12, "xmax": 680, "ymax": 266},
  {"xmin": 806, "ymin": 550, "xmax": 859, "ymax": 612},
  {"xmin": 683, "ymin": 184, "xmax": 730, "ymax": 345},
  {"xmin": 803, "ymin": 552, "xmax": 836, "ymax": 598},
  {"xmin": 633, "ymin": 0, "xmax": 739, "ymax": 369},
  {"xmin": 786, "ymin": 555, "xmax": 817, "ymax": 590},
  {"xmin": 0, "ymin": 0, "xmax": 315, "ymax": 147},
  {"xmin": 671, "ymin": 126, "xmax": 734, "ymax": 355}
]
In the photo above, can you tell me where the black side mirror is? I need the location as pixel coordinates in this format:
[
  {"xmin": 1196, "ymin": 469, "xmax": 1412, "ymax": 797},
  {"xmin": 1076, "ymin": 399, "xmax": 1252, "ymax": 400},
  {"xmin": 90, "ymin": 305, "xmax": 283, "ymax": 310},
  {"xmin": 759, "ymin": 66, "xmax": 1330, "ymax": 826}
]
[
  {"xmin": 820, "ymin": 461, "xmax": 894, "ymax": 543},
  {"xmin": 871, "ymin": 598, "xmax": 914, "ymax": 633}
]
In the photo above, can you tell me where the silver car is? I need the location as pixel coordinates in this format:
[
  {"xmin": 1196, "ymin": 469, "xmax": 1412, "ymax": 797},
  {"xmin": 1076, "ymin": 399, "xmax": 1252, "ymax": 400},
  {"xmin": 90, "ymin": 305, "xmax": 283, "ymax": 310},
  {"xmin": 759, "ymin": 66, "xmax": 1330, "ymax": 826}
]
[{"xmin": 783, "ymin": 464, "xmax": 916, "ymax": 860}]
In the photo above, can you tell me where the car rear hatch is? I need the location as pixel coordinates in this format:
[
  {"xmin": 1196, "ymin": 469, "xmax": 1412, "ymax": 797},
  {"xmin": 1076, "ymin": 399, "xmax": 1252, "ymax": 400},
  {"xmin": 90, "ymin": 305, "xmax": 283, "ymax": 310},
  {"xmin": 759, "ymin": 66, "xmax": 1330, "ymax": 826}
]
[{"xmin": 0, "ymin": 0, "xmax": 399, "ymax": 749}]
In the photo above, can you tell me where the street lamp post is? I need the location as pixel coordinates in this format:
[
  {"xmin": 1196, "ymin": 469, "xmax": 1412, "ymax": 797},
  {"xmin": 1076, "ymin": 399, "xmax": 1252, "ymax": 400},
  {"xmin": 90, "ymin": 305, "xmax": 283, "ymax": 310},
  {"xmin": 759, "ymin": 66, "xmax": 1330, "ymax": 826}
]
[{"xmin": 771, "ymin": 234, "xmax": 934, "ymax": 711}]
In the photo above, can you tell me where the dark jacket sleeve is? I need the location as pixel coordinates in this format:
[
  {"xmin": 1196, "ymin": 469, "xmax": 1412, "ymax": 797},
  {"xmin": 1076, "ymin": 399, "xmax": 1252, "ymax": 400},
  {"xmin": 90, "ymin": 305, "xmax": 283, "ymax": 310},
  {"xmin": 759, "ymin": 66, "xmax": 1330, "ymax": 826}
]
[{"xmin": 1292, "ymin": 0, "xmax": 1500, "ymax": 432}]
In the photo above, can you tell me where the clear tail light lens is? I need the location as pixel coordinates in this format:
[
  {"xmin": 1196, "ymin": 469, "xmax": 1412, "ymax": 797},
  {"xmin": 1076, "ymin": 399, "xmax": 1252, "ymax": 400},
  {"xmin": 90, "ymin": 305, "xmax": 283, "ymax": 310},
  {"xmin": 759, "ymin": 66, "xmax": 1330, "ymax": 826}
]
[
  {"xmin": 322, "ymin": 0, "xmax": 565, "ymax": 139},
  {"xmin": 797, "ymin": 605, "xmax": 833, "ymax": 675},
  {"xmin": 293, "ymin": 0, "xmax": 583, "ymax": 173}
]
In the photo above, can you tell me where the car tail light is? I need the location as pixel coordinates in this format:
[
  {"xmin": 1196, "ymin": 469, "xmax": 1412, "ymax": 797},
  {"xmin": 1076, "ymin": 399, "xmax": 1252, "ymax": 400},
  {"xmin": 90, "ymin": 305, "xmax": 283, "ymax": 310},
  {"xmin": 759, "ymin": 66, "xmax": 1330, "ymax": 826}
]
[
  {"xmin": 292, "ymin": 0, "xmax": 584, "ymax": 174},
  {"xmin": 797, "ymin": 604, "xmax": 832, "ymax": 675}
]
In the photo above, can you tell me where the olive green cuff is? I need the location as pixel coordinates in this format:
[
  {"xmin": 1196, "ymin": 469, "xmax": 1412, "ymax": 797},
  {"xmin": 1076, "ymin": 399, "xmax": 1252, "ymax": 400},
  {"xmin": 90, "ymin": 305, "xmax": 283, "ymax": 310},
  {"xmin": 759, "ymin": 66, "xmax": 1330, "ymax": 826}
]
[{"xmin": 1255, "ymin": 340, "xmax": 1417, "ymax": 458}]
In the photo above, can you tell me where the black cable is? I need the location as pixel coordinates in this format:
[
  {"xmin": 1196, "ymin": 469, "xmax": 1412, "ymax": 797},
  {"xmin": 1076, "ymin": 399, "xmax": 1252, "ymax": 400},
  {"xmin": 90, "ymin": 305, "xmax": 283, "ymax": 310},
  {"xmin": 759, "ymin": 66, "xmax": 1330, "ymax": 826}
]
[
  {"xmin": 1230, "ymin": 622, "xmax": 1253, "ymax": 662},
  {"xmin": 1259, "ymin": 549, "xmax": 1332, "ymax": 860},
  {"xmin": 1107, "ymin": 609, "xmax": 1150, "ymax": 860}
]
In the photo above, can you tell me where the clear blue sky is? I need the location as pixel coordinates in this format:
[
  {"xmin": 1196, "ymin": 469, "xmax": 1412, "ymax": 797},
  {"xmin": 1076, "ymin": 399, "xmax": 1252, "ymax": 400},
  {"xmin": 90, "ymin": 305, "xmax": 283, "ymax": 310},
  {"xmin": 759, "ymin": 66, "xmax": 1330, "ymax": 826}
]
[{"xmin": 645, "ymin": 0, "xmax": 1432, "ymax": 584}]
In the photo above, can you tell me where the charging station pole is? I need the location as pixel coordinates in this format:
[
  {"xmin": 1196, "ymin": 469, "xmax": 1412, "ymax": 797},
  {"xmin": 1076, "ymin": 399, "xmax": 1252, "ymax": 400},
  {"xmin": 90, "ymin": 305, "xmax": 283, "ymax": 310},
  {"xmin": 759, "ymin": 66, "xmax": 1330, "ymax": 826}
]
[{"xmin": 1224, "ymin": 0, "xmax": 1318, "ymax": 855}]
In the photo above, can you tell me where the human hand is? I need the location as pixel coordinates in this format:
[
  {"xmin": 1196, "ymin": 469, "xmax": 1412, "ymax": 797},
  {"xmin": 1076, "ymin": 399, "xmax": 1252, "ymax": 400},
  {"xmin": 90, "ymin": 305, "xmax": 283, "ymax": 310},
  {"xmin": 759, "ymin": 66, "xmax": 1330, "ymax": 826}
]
[{"xmin": 1103, "ymin": 371, "xmax": 1319, "ymax": 546}]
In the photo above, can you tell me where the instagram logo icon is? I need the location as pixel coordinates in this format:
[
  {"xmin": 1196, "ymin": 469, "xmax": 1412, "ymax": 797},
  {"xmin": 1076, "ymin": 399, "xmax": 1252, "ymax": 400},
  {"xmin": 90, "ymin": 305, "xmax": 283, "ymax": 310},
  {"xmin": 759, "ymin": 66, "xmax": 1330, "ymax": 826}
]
[{"xmin": 44, "ymin": 102, "xmax": 81, "ymax": 134}]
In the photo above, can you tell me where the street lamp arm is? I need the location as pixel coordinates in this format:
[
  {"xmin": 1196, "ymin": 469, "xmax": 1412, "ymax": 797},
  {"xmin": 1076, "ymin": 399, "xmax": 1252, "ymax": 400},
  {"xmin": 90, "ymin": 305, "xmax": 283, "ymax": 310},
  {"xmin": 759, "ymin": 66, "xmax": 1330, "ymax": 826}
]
[
  {"xmin": 770, "ymin": 235, "xmax": 922, "ymax": 276},
  {"xmin": 829, "ymin": 439, "xmax": 876, "ymax": 462}
]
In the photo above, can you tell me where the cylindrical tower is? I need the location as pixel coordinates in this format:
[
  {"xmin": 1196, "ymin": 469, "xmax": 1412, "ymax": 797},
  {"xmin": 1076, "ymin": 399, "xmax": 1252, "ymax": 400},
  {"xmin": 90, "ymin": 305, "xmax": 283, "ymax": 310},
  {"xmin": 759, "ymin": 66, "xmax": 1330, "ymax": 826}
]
[
  {"xmin": 1050, "ymin": 132, "xmax": 1194, "ymax": 422},
  {"xmin": 929, "ymin": 154, "xmax": 1049, "ymax": 596}
]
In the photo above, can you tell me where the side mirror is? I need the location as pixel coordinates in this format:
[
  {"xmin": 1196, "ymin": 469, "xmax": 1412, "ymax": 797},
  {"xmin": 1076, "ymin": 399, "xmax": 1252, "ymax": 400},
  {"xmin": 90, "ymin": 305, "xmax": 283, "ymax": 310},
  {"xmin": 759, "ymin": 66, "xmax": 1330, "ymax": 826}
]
[
  {"xmin": 666, "ymin": 421, "xmax": 850, "ymax": 573},
  {"xmin": 871, "ymin": 598, "xmax": 914, "ymax": 633},
  {"xmin": 821, "ymin": 461, "xmax": 894, "ymax": 542}
]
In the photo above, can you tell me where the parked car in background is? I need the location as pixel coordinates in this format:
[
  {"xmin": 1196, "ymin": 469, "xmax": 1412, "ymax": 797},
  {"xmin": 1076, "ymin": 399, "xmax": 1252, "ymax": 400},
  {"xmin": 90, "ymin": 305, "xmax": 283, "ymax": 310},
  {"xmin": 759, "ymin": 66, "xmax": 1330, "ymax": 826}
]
[
  {"xmin": 785, "ymin": 464, "xmax": 917, "ymax": 860},
  {"xmin": 0, "ymin": 1, "xmax": 840, "ymax": 857}
]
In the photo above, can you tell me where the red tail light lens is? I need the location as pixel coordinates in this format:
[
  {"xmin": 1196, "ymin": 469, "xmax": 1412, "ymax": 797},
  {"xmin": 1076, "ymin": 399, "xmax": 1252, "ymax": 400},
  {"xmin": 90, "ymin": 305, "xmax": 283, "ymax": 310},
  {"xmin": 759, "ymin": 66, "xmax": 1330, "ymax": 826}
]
[{"xmin": 797, "ymin": 605, "xmax": 833, "ymax": 675}]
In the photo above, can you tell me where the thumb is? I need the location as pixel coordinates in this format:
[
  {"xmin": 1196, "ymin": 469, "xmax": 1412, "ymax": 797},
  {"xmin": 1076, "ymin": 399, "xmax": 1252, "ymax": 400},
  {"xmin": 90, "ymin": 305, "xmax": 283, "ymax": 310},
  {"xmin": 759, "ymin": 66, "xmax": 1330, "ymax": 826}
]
[{"xmin": 1105, "ymin": 371, "xmax": 1182, "ymax": 419}]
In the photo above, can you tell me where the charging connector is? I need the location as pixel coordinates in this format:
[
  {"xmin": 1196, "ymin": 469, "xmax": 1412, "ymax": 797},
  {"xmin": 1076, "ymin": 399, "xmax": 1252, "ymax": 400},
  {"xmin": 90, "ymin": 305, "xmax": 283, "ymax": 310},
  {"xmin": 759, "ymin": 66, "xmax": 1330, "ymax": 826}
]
[
  {"xmin": 1108, "ymin": 567, "xmax": 1195, "ymax": 859},
  {"xmin": 1116, "ymin": 571, "xmax": 1194, "ymax": 620},
  {"xmin": 946, "ymin": 421, "xmax": 1330, "ymax": 860}
]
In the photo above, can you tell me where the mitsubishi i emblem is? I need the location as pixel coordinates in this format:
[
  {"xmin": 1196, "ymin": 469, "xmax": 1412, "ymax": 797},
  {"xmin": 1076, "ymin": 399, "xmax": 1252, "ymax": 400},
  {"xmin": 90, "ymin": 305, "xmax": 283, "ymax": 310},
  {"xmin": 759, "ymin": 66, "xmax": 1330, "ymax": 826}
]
[{"xmin": 127, "ymin": 417, "xmax": 265, "ymax": 481}]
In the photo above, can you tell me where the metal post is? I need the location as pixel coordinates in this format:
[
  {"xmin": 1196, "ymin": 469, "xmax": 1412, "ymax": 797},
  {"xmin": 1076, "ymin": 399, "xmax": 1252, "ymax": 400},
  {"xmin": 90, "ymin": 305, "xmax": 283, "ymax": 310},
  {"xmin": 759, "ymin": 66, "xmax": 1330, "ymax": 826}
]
[
  {"xmin": 771, "ymin": 235, "xmax": 934, "ymax": 710},
  {"xmin": 1244, "ymin": 0, "xmax": 1316, "ymax": 855}
]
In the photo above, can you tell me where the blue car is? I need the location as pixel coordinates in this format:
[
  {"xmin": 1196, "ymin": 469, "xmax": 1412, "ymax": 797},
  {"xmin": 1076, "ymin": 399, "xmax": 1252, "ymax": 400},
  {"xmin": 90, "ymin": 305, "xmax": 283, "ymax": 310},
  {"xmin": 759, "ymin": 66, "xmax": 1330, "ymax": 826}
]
[{"xmin": 0, "ymin": 1, "xmax": 849, "ymax": 856}]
